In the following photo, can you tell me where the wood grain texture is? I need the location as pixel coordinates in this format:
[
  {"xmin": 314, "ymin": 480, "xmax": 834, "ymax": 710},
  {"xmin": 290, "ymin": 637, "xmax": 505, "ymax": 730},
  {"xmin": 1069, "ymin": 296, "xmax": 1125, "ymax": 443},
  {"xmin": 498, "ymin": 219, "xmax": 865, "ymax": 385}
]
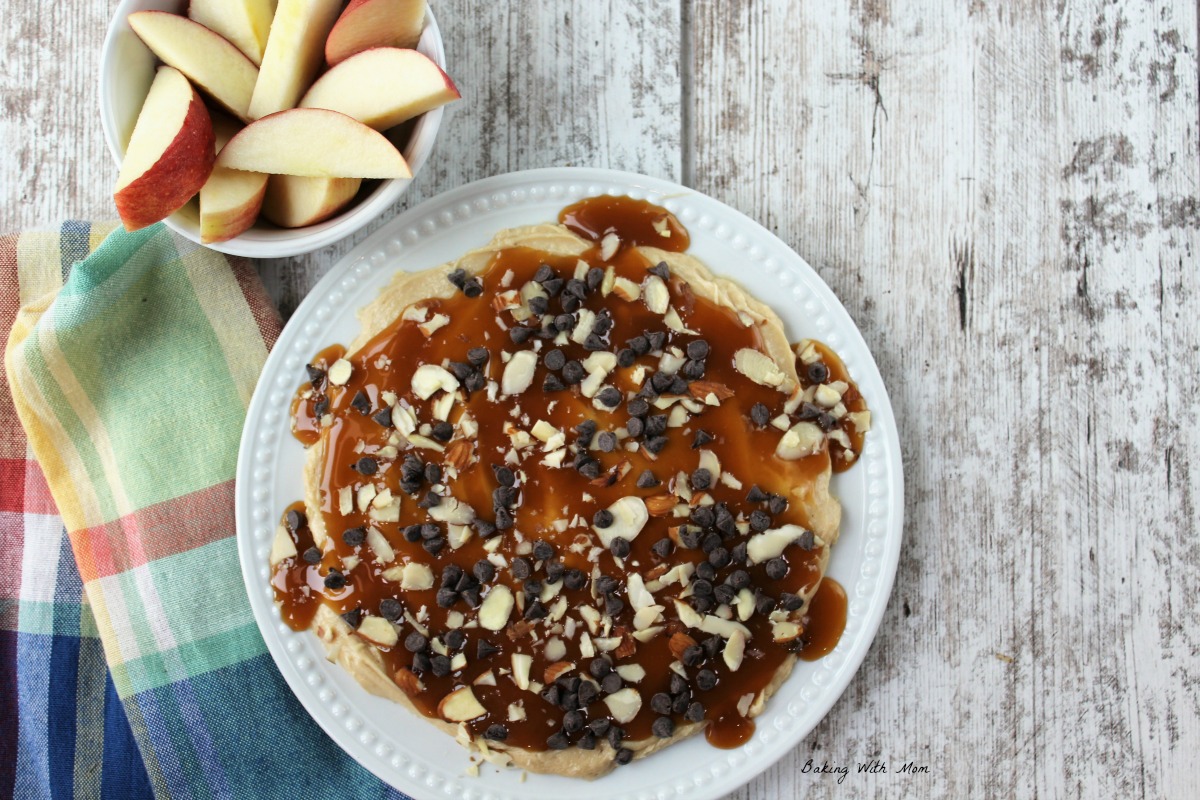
[
  {"xmin": 689, "ymin": 1, "xmax": 1200, "ymax": 797},
  {"xmin": 1, "ymin": 1, "xmax": 1196, "ymax": 798}
]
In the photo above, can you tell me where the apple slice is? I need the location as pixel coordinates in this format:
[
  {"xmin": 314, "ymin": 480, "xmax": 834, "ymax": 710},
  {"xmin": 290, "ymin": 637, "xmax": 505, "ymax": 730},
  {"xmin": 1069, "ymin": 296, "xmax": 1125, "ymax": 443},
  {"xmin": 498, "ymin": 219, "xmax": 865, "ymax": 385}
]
[
  {"xmin": 198, "ymin": 115, "xmax": 268, "ymax": 242},
  {"xmin": 128, "ymin": 11, "xmax": 259, "ymax": 122},
  {"xmin": 325, "ymin": 0, "xmax": 425, "ymax": 66},
  {"xmin": 188, "ymin": 0, "xmax": 277, "ymax": 65},
  {"xmin": 261, "ymin": 174, "xmax": 361, "ymax": 228},
  {"xmin": 248, "ymin": 0, "xmax": 343, "ymax": 119},
  {"xmin": 300, "ymin": 48, "xmax": 459, "ymax": 131},
  {"xmin": 114, "ymin": 66, "xmax": 215, "ymax": 231},
  {"xmin": 216, "ymin": 108, "xmax": 412, "ymax": 178}
]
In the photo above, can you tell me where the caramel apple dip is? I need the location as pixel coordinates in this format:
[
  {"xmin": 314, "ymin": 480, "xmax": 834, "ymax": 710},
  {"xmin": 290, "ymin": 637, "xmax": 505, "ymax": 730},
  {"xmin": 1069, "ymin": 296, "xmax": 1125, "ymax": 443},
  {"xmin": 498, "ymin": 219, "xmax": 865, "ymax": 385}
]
[{"xmin": 268, "ymin": 195, "xmax": 870, "ymax": 777}]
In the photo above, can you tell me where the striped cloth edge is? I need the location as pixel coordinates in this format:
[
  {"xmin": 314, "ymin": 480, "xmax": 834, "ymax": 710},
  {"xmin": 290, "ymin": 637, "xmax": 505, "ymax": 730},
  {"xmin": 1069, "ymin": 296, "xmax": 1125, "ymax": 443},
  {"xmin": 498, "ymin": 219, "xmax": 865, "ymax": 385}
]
[{"xmin": 2, "ymin": 222, "xmax": 406, "ymax": 800}]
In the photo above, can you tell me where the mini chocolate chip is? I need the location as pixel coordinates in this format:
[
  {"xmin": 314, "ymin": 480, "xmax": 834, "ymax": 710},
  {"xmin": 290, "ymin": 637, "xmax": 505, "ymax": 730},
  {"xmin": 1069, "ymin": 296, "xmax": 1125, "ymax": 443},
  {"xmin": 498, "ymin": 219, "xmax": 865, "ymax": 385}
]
[
  {"xmin": 700, "ymin": 533, "xmax": 722, "ymax": 554},
  {"xmin": 692, "ymin": 430, "xmax": 714, "ymax": 449},
  {"xmin": 627, "ymin": 335, "xmax": 650, "ymax": 355},
  {"xmin": 484, "ymin": 724, "xmax": 508, "ymax": 741},
  {"xmin": 583, "ymin": 333, "xmax": 607, "ymax": 351},
  {"xmin": 617, "ymin": 348, "xmax": 637, "ymax": 367},
  {"xmin": 447, "ymin": 361, "xmax": 473, "ymax": 382},
  {"xmin": 601, "ymin": 672, "xmax": 623, "ymax": 694},
  {"xmin": 609, "ymin": 536, "xmax": 631, "ymax": 558},
  {"xmin": 494, "ymin": 507, "xmax": 514, "ymax": 530},
  {"xmin": 305, "ymin": 364, "xmax": 326, "ymax": 387},
  {"xmin": 685, "ymin": 701, "xmax": 705, "ymax": 722},
  {"xmin": 589, "ymin": 658, "xmax": 612, "ymax": 679},
  {"xmin": 605, "ymin": 594, "xmax": 625, "ymax": 615},
  {"xmin": 492, "ymin": 485, "xmax": 517, "ymax": 508},
  {"xmin": 543, "ymin": 373, "xmax": 566, "ymax": 392},
  {"xmin": 467, "ymin": 346, "xmax": 490, "ymax": 366},
  {"xmin": 523, "ymin": 578, "xmax": 543, "ymax": 597},
  {"xmin": 645, "ymin": 414, "xmax": 668, "ymax": 436},
  {"xmin": 428, "ymin": 421, "xmax": 452, "ymax": 442},
  {"xmin": 715, "ymin": 508, "xmax": 737, "ymax": 536},
  {"xmin": 649, "ymin": 538, "xmax": 673, "ymax": 559},
  {"xmin": 579, "ymin": 459, "xmax": 602, "ymax": 479},
  {"xmin": 546, "ymin": 731, "xmax": 569, "ymax": 750},
  {"xmin": 653, "ymin": 716, "xmax": 677, "ymax": 739},
  {"xmin": 474, "ymin": 518, "xmax": 498, "ymax": 539},
  {"xmin": 462, "ymin": 277, "xmax": 483, "ymax": 297},
  {"xmin": 430, "ymin": 654, "xmax": 452, "ymax": 676},
  {"xmin": 576, "ymin": 730, "xmax": 597, "ymax": 750},
  {"xmin": 636, "ymin": 469, "xmax": 660, "ymax": 488},
  {"xmin": 563, "ymin": 710, "xmax": 585, "ymax": 733},
  {"xmin": 561, "ymin": 360, "xmax": 585, "ymax": 384},
  {"xmin": 714, "ymin": 584, "xmax": 736, "ymax": 605},
  {"xmin": 818, "ymin": 412, "xmax": 837, "ymax": 432},
  {"xmin": 686, "ymin": 339, "xmax": 710, "ymax": 360},
  {"xmin": 404, "ymin": 631, "xmax": 428, "ymax": 652},
  {"xmin": 444, "ymin": 629, "xmax": 466, "ymax": 651},
  {"xmin": 750, "ymin": 403, "xmax": 771, "ymax": 427},
  {"xmin": 473, "ymin": 559, "xmax": 495, "ymax": 583},
  {"xmin": 313, "ymin": 397, "xmax": 330, "ymax": 417},
  {"xmin": 696, "ymin": 669, "xmax": 718, "ymax": 691},
  {"xmin": 765, "ymin": 557, "xmax": 789, "ymax": 580},
  {"xmin": 780, "ymin": 592, "xmax": 804, "ymax": 611},
  {"xmin": 596, "ymin": 431, "xmax": 617, "ymax": 451},
  {"xmin": 615, "ymin": 747, "xmax": 634, "ymax": 765},
  {"xmin": 691, "ymin": 468, "xmax": 712, "ymax": 489},
  {"xmin": 586, "ymin": 267, "xmax": 605, "ymax": 289},
  {"xmin": 669, "ymin": 673, "xmax": 688, "ymax": 695},
  {"xmin": 577, "ymin": 681, "xmax": 598, "ymax": 706},
  {"xmin": 596, "ymin": 387, "xmax": 622, "ymax": 408},
  {"xmin": 563, "ymin": 278, "xmax": 587, "ymax": 299},
  {"xmin": 371, "ymin": 408, "xmax": 393, "ymax": 429},
  {"xmin": 466, "ymin": 371, "xmax": 488, "ymax": 392},
  {"xmin": 669, "ymin": 375, "xmax": 689, "ymax": 395},
  {"xmin": 552, "ymin": 313, "xmax": 573, "ymax": 332},
  {"xmin": 543, "ymin": 348, "xmax": 566, "ymax": 370},
  {"xmin": 692, "ymin": 594, "xmax": 714, "ymax": 613},
  {"xmin": 511, "ymin": 557, "xmax": 532, "ymax": 579},
  {"xmin": 545, "ymin": 560, "xmax": 565, "ymax": 582},
  {"xmin": 301, "ymin": 546, "xmax": 322, "ymax": 564},
  {"xmin": 534, "ymin": 264, "xmax": 556, "ymax": 283},
  {"xmin": 650, "ymin": 692, "xmax": 672, "ymax": 715},
  {"xmin": 561, "ymin": 294, "xmax": 582, "ymax": 313},
  {"xmin": 412, "ymin": 652, "xmax": 431, "ymax": 672},
  {"xmin": 490, "ymin": 464, "xmax": 515, "ymax": 487},
  {"xmin": 681, "ymin": 645, "xmax": 704, "ymax": 667},
  {"xmin": 695, "ymin": 562, "xmax": 716, "ymax": 584},
  {"xmin": 807, "ymin": 362, "xmax": 830, "ymax": 383},
  {"xmin": 350, "ymin": 390, "xmax": 370, "ymax": 415},
  {"xmin": 681, "ymin": 359, "xmax": 706, "ymax": 380},
  {"xmin": 446, "ymin": 268, "xmax": 467, "ymax": 289},
  {"xmin": 756, "ymin": 592, "xmax": 777, "ymax": 615},
  {"xmin": 524, "ymin": 600, "xmax": 548, "ymax": 620},
  {"xmin": 456, "ymin": 572, "xmax": 477, "ymax": 594},
  {"xmin": 436, "ymin": 587, "xmax": 457, "ymax": 608},
  {"xmin": 340, "ymin": 608, "xmax": 363, "ymax": 628},
  {"xmin": 378, "ymin": 598, "xmax": 402, "ymax": 621},
  {"xmin": 589, "ymin": 717, "xmax": 611, "ymax": 736},
  {"xmin": 510, "ymin": 325, "xmax": 534, "ymax": 344},
  {"xmin": 644, "ymin": 435, "xmax": 668, "ymax": 454},
  {"xmin": 418, "ymin": 491, "xmax": 441, "ymax": 509},
  {"xmin": 285, "ymin": 508, "xmax": 307, "ymax": 531},
  {"xmin": 354, "ymin": 457, "xmax": 377, "ymax": 475},
  {"xmin": 557, "ymin": 673, "xmax": 581, "ymax": 692},
  {"xmin": 342, "ymin": 527, "xmax": 366, "ymax": 547},
  {"xmin": 564, "ymin": 569, "xmax": 588, "ymax": 590},
  {"xmin": 541, "ymin": 684, "xmax": 561, "ymax": 706},
  {"xmin": 646, "ymin": 331, "xmax": 667, "ymax": 351},
  {"xmin": 798, "ymin": 529, "xmax": 816, "ymax": 550},
  {"xmin": 532, "ymin": 540, "xmax": 555, "ymax": 560},
  {"xmin": 689, "ymin": 507, "xmax": 714, "ymax": 529},
  {"xmin": 692, "ymin": 579, "xmax": 713, "ymax": 598},
  {"xmin": 749, "ymin": 510, "xmax": 772, "ymax": 532},
  {"xmin": 798, "ymin": 401, "xmax": 823, "ymax": 421},
  {"xmin": 542, "ymin": 277, "xmax": 564, "ymax": 296},
  {"xmin": 768, "ymin": 495, "xmax": 789, "ymax": 515},
  {"xmin": 477, "ymin": 639, "xmax": 500, "ymax": 659},
  {"xmin": 650, "ymin": 371, "xmax": 673, "ymax": 392},
  {"xmin": 728, "ymin": 569, "xmax": 751, "ymax": 590},
  {"xmin": 323, "ymin": 570, "xmax": 346, "ymax": 590},
  {"xmin": 625, "ymin": 417, "xmax": 644, "ymax": 437},
  {"xmin": 708, "ymin": 547, "xmax": 731, "ymax": 569},
  {"xmin": 441, "ymin": 565, "xmax": 463, "ymax": 586},
  {"xmin": 402, "ymin": 525, "xmax": 422, "ymax": 542},
  {"xmin": 528, "ymin": 295, "xmax": 549, "ymax": 316},
  {"xmin": 679, "ymin": 528, "xmax": 702, "ymax": 549},
  {"xmin": 730, "ymin": 542, "xmax": 748, "ymax": 565}
]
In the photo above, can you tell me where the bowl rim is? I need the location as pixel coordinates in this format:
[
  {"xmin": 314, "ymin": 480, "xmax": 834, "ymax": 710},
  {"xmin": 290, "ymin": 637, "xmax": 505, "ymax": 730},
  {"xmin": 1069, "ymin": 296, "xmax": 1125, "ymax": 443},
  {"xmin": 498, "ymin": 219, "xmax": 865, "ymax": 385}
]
[{"xmin": 98, "ymin": 0, "xmax": 448, "ymax": 259}]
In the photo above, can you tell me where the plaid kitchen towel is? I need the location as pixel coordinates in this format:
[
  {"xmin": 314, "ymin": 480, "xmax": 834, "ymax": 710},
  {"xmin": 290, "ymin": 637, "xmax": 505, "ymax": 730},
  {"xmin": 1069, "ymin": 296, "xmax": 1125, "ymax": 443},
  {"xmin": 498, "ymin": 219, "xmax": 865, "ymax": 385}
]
[{"xmin": 1, "ymin": 222, "xmax": 404, "ymax": 799}]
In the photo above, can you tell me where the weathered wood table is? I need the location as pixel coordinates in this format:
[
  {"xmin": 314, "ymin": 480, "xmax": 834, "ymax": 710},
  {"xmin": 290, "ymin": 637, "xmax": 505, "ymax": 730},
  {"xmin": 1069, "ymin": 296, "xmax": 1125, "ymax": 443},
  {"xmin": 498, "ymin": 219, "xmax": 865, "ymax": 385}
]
[{"xmin": 3, "ymin": 1, "xmax": 1196, "ymax": 797}]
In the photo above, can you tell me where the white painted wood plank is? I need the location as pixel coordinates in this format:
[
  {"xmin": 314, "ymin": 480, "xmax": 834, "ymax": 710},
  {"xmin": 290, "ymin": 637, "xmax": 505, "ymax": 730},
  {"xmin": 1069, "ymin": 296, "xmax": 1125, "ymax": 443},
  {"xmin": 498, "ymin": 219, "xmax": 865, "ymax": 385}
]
[{"xmin": 689, "ymin": 1, "xmax": 1199, "ymax": 798}]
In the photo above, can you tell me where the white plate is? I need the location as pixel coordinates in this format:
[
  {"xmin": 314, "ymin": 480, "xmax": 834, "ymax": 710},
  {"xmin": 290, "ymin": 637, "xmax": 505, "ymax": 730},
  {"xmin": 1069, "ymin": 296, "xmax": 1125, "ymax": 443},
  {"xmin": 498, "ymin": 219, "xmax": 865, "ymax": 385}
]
[{"xmin": 236, "ymin": 167, "xmax": 904, "ymax": 800}]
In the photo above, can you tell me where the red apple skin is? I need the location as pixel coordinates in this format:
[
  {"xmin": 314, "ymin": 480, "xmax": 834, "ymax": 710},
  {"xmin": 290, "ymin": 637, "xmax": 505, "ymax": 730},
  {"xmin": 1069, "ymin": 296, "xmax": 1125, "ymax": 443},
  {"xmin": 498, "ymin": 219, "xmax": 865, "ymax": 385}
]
[
  {"xmin": 325, "ymin": 0, "xmax": 424, "ymax": 66},
  {"xmin": 114, "ymin": 92, "xmax": 216, "ymax": 231}
]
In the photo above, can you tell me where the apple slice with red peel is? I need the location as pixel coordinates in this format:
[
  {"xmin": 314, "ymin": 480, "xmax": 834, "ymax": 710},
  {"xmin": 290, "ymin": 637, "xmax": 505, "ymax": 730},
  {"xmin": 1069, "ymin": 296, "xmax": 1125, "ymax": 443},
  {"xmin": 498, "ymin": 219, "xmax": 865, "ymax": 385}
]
[
  {"xmin": 128, "ymin": 11, "xmax": 259, "ymax": 122},
  {"xmin": 324, "ymin": 0, "xmax": 425, "ymax": 66},
  {"xmin": 198, "ymin": 115, "xmax": 268, "ymax": 243},
  {"xmin": 216, "ymin": 108, "xmax": 412, "ymax": 178},
  {"xmin": 187, "ymin": 0, "xmax": 277, "ymax": 66},
  {"xmin": 248, "ymin": 0, "xmax": 343, "ymax": 119},
  {"xmin": 260, "ymin": 174, "xmax": 361, "ymax": 228},
  {"xmin": 300, "ymin": 47, "xmax": 459, "ymax": 131},
  {"xmin": 114, "ymin": 66, "xmax": 215, "ymax": 231}
]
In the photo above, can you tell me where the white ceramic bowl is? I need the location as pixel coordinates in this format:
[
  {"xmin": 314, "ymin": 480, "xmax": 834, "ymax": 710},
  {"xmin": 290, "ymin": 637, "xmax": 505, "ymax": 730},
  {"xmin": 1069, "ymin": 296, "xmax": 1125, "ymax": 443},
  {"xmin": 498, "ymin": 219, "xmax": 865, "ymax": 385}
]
[{"xmin": 99, "ymin": 0, "xmax": 448, "ymax": 258}]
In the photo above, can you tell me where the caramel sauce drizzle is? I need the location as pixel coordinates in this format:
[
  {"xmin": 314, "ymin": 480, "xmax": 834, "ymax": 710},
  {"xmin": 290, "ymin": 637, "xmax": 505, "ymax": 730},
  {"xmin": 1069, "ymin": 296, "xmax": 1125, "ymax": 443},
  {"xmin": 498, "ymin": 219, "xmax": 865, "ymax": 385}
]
[{"xmin": 272, "ymin": 196, "xmax": 863, "ymax": 754}]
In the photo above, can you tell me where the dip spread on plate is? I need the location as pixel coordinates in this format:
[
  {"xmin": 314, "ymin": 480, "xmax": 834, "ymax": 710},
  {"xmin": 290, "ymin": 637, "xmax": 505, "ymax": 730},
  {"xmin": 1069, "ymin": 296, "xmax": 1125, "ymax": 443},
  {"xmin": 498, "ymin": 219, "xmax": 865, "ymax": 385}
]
[{"xmin": 268, "ymin": 196, "xmax": 868, "ymax": 777}]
